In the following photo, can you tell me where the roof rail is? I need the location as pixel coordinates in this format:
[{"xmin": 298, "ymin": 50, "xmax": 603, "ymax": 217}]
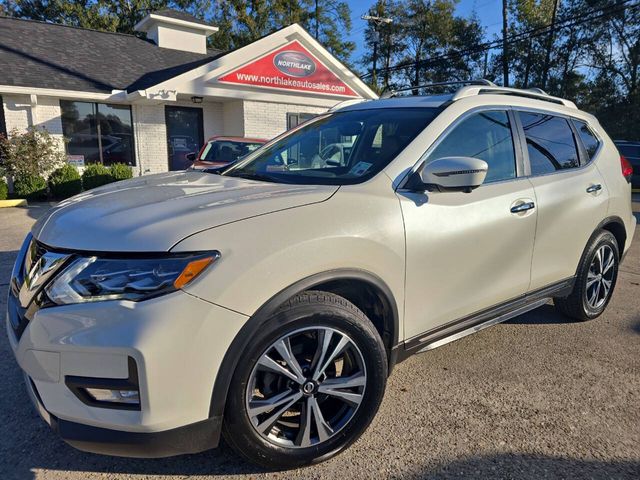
[
  {"xmin": 452, "ymin": 85, "xmax": 577, "ymax": 109},
  {"xmin": 381, "ymin": 79, "xmax": 496, "ymax": 99}
]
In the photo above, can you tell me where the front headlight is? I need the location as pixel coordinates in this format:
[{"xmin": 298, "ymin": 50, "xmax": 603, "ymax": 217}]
[{"xmin": 45, "ymin": 252, "xmax": 219, "ymax": 305}]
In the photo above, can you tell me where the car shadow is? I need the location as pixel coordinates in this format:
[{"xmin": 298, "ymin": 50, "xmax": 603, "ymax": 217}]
[
  {"xmin": 22, "ymin": 202, "xmax": 56, "ymax": 222},
  {"xmin": 505, "ymin": 303, "xmax": 571, "ymax": 325}
]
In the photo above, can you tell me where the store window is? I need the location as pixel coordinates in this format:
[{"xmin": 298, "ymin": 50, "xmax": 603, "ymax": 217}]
[
  {"xmin": 287, "ymin": 112, "xmax": 316, "ymax": 130},
  {"xmin": 60, "ymin": 100, "xmax": 136, "ymax": 166}
]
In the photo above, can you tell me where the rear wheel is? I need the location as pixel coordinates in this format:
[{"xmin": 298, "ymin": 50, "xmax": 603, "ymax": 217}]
[
  {"xmin": 222, "ymin": 291, "xmax": 387, "ymax": 469},
  {"xmin": 554, "ymin": 230, "xmax": 619, "ymax": 321}
]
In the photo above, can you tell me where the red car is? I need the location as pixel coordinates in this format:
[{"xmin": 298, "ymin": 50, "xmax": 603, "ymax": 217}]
[{"xmin": 188, "ymin": 136, "xmax": 267, "ymax": 170}]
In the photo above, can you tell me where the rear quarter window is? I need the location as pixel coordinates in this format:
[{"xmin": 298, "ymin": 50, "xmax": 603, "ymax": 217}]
[{"xmin": 573, "ymin": 120, "xmax": 601, "ymax": 162}]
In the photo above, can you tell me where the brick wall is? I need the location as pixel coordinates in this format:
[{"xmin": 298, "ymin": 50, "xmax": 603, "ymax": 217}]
[
  {"xmin": 203, "ymin": 101, "xmax": 223, "ymax": 139},
  {"xmin": 223, "ymin": 101, "xmax": 244, "ymax": 136},
  {"xmin": 2, "ymin": 94, "xmax": 65, "ymax": 151},
  {"xmin": 242, "ymin": 100, "xmax": 328, "ymax": 139},
  {"xmin": 132, "ymin": 103, "xmax": 168, "ymax": 175},
  {"xmin": 3, "ymin": 94, "xmax": 34, "ymax": 133}
]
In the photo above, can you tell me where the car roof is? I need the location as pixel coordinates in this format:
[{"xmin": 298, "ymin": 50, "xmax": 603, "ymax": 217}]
[{"xmin": 333, "ymin": 95, "xmax": 454, "ymax": 112}]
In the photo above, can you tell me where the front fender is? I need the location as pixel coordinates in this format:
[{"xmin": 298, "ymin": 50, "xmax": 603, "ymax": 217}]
[{"xmin": 173, "ymin": 186, "xmax": 405, "ymax": 323}]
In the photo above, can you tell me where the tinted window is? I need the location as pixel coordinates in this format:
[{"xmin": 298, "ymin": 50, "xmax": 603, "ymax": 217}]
[
  {"xmin": 519, "ymin": 112, "xmax": 579, "ymax": 175},
  {"xmin": 225, "ymin": 108, "xmax": 440, "ymax": 185},
  {"xmin": 428, "ymin": 111, "xmax": 516, "ymax": 183},
  {"xmin": 61, "ymin": 101, "xmax": 135, "ymax": 166},
  {"xmin": 574, "ymin": 120, "xmax": 600, "ymax": 161}
]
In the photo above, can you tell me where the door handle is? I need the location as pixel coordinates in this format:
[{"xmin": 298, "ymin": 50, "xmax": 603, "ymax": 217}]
[
  {"xmin": 510, "ymin": 201, "xmax": 535, "ymax": 213},
  {"xmin": 586, "ymin": 184, "xmax": 602, "ymax": 193}
]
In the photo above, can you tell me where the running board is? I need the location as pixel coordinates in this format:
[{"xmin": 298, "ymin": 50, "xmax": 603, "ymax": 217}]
[
  {"xmin": 416, "ymin": 298, "xmax": 549, "ymax": 353},
  {"xmin": 394, "ymin": 277, "xmax": 574, "ymax": 363}
]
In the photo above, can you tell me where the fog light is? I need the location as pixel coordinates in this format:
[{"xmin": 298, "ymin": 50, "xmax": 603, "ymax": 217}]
[{"xmin": 84, "ymin": 388, "xmax": 140, "ymax": 404}]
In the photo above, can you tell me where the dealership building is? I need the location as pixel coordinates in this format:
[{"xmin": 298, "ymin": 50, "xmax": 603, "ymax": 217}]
[{"xmin": 0, "ymin": 10, "xmax": 376, "ymax": 175}]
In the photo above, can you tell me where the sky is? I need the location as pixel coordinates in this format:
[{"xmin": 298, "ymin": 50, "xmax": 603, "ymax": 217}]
[{"xmin": 348, "ymin": 0, "xmax": 504, "ymax": 61}]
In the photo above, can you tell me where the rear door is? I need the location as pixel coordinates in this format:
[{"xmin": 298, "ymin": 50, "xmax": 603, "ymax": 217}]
[{"xmin": 516, "ymin": 110, "xmax": 609, "ymax": 291}]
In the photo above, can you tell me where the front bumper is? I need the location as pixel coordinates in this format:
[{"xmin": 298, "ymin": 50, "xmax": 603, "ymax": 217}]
[
  {"xmin": 7, "ymin": 284, "xmax": 248, "ymax": 457},
  {"xmin": 23, "ymin": 374, "xmax": 222, "ymax": 457}
]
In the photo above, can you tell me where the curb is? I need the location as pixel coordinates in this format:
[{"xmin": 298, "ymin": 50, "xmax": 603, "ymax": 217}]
[{"xmin": 0, "ymin": 199, "xmax": 28, "ymax": 208}]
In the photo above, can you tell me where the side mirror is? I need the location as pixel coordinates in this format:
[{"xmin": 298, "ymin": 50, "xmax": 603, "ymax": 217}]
[
  {"xmin": 419, "ymin": 156, "xmax": 488, "ymax": 193},
  {"xmin": 186, "ymin": 152, "xmax": 197, "ymax": 162}
]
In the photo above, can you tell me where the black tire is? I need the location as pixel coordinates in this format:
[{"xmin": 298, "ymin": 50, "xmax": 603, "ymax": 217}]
[
  {"xmin": 554, "ymin": 230, "xmax": 619, "ymax": 321},
  {"xmin": 222, "ymin": 291, "xmax": 388, "ymax": 470}
]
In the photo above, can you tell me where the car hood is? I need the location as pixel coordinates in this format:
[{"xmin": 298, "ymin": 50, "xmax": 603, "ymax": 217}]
[{"xmin": 32, "ymin": 171, "xmax": 338, "ymax": 252}]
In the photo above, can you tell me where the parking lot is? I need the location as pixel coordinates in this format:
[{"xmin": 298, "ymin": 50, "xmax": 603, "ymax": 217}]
[{"xmin": 1, "ymin": 201, "xmax": 639, "ymax": 480}]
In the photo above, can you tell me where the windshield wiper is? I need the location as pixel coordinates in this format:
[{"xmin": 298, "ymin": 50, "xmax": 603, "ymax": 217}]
[{"xmin": 226, "ymin": 171, "xmax": 280, "ymax": 183}]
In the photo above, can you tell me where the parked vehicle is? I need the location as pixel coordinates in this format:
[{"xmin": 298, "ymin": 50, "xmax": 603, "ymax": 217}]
[
  {"xmin": 7, "ymin": 81, "xmax": 635, "ymax": 469},
  {"xmin": 614, "ymin": 140, "xmax": 640, "ymax": 188},
  {"xmin": 189, "ymin": 136, "xmax": 266, "ymax": 170}
]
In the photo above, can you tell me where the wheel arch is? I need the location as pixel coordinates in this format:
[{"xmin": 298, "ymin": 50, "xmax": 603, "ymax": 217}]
[
  {"xmin": 573, "ymin": 216, "xmax": 627, "ymax": 279},
  {"xmin": 208, "ymin": 269, "xmax": 400, "ymax": 419},
  {"xmin": 598, "ymin": 216, "xmax": 627, "ymax": 257}
]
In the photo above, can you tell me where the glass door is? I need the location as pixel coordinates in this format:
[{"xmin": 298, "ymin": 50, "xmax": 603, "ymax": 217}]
[{"xmin": 165, "ymin": 106, "xmax": 204, "ymax": 171}]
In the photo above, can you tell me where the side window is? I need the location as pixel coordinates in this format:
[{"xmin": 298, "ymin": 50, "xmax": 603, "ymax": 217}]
[
  {"xmin": 573, "ymin": 119, "xmax": 601, "ymax": 162},
  {"xmin": 428, "ymin": 110, "xmax": 516, "ymax": 183},
  {"xmin": 519, "ymin": 112, "xmax": 579, "ymax": 175}
]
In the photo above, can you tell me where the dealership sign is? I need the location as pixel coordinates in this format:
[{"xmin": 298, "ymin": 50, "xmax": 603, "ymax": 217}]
[{"xmin": 218, "ymin": 41, "xmax": 358, "ymax": 97}]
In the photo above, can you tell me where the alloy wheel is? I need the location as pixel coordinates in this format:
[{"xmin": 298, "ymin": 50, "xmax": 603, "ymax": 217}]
[
  {"xmin": 245, "ymin": 326, "xmax": 367, "ymax": 448},
  {"xmin": 585, "ymin": 244, "xmax": 616, "ymax": 309}
]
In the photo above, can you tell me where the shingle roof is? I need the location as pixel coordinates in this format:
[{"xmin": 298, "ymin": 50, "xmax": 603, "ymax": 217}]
[
  {"xmin": 0, "ymin": 16, "xmax": 225, "ymax": 94},
  {"xmin": 152, "ymin": 8, "xmax": 215, "ymax": 27}
]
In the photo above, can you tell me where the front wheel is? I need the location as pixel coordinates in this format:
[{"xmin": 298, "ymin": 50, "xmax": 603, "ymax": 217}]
[
  {"xmin": 554, "ymin": 230, "xmax": 619, "ymax": 321},
  {"xmin": 222, "ymin": 291, "xmax": 388, "ymax": 470}
]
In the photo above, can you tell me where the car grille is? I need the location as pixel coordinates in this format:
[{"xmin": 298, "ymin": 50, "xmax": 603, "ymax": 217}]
[{"xmin": 8, "ymin": 237, "xmax": 66, "ymax": 341}]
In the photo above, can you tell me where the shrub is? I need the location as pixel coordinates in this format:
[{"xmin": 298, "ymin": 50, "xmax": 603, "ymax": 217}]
[
  {"xmin": 82, "ymin": 163, "xmax": 113, "ymax": 190},
  {"xmin": 14, "ymin": 174, "xmax": 48, "ymax": 201},
  {"xmin": 0, "ymin": 128, "xmax": 65, "ymax": 179},
  {"xmin": 49, "ymin": 164, "xmax": 82, "ymax": 199},
  {"xmin": 0, "ymin": 179, "xmax": 7, "ymax": 200},
  {"xmin": 109, "ymin": 163, "xmax": 133, "ymax": 182}
]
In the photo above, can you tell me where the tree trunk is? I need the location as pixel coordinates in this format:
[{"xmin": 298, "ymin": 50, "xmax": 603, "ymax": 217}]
[
  {"xmin": 315, "ymin": 0, "xmax": 319, "ymax": 39},
  {"xmin": 524, "ymin": 38, "xmax": 532, "ymax": 88},
  {"xmin": 541, "ymin": 0, "xmax": 560, "ymax": 91}
]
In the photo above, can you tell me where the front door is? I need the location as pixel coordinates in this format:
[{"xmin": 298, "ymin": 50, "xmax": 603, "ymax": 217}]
[
  {"xmin": 399, "ymin": 109, "xmax": 537, "ymax": 339},
  {"xmin": 165, "ymin": 106, "xmax": 204, "ymax": 171}
]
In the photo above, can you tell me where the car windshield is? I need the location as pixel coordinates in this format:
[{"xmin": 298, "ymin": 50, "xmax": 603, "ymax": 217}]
[
  {"xmin": 201, "ymin": 140, "xmax": 263, "ymax": 163},
  {"xmin": 223, "ymin": 108, "xmax": 441, "ymax": 185}
]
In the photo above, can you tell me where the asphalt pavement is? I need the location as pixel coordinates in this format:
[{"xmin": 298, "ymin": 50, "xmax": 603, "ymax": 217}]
[{"xmin": 1, "ymin": 201, "xmax": 639, "ymax": 480}]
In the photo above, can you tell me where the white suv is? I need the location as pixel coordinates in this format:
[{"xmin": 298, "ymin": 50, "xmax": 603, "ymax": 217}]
[{"xmin": 7, "ymin": 82, "xmax": 636, "ymax": 469}]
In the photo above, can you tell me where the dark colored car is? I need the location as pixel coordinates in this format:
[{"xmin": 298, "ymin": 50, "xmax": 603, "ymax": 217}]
[
  {"xmin": 189, "ymin": 136, "xmax": 267, "ymax": 170},
  {"xmin": 614, "ymin": 140, "xmax": 640, "ymax": 189}
]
